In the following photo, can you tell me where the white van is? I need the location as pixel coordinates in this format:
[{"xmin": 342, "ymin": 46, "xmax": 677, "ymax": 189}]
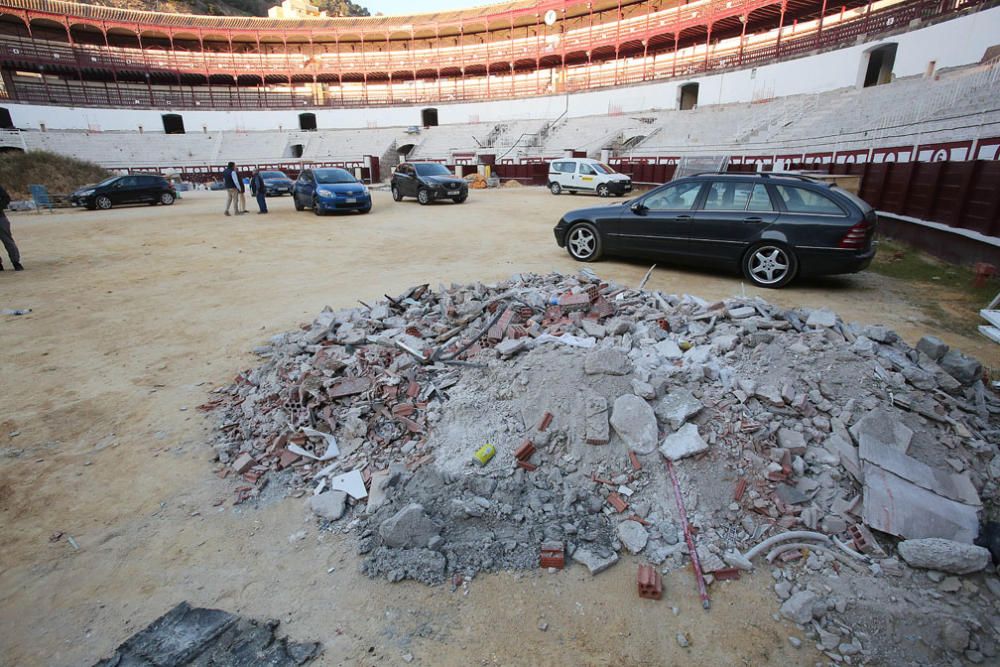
[{"xmin": 548, "ymin": 158, "xmax": 633, "ymax": 197}]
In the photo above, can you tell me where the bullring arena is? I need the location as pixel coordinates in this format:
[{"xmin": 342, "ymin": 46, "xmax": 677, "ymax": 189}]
[{"xmin": 2, "ymin": 1, "xmax": 1000, "ymax": 666}]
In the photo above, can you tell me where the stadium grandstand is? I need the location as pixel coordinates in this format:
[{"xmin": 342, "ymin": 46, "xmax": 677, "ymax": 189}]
[{"xmin": 0, "ymin": 0, "xmax": 998, "ymax": 247}]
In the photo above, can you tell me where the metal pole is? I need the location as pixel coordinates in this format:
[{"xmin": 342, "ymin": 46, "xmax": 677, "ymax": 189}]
[{"xmin": 665, "ymin": 457, "xmax": 711, "ymax": 610}]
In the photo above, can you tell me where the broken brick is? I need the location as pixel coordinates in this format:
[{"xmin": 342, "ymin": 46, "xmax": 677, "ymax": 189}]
[
  {"xmin": 637, "ymin": 564, "xmax": 662, "ymax": 600},
  {"xmin": 713, "ymin": 567, "xmax": 742, "ymax": 581},
  {"xmin": 276, "ymin": 449, "xmax": 301, "ymax": 470},
  {"xmin": 540, "ymin": 541, "xmax": 565, "ymax": 569},
  {"xmin": 515, "ymin": 459, "xmax": 537, "ymax": 471},
  {"xmin": 232, "ymin": 453, "xmax": 255, "ymax": 474},
  {"xmin": 514, "ymin": 440, "xmax": 536, "ymax": 461},
  {"xmin": 733, "ymin": 478, "xmax": 747, "ymax": 502},
  {"xmin": 607, "ymin": 492, "xmax": 628, "ymax": 513},
  {"xmin": 559, "ymin": 293, "xmax": 590, "ymax": 312},
  {"xmin": 487, "ymin": 309, "xmax": 515, "ymax": 342},
  {"xmin": 628, "ymin": 450, "xmax": 642, "ymax": 471},
  {"xmin": 537, "ymin": 411, "xmax": 554, "ymax": 432}
]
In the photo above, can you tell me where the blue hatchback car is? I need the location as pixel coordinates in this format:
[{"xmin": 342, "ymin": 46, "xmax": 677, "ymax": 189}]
[{"xmin": 293, "ymin": 167, "xmax": 372, "ymax": 215}]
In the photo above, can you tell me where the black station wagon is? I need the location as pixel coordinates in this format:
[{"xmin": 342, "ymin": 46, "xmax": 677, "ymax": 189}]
[{"xmin": 553, "ymin": 172, "xmax": 877, "ymax": 288}]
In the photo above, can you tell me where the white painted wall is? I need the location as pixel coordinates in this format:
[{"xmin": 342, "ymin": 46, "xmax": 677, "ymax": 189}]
[{"xmin": 4, "ymin": 5, "xmax": 999, "ymax": 132}]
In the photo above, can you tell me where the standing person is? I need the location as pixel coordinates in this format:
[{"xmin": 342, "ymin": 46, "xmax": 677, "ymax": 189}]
[
  {"xmin": 222, "ymin": 161, "xmax": 242, "ymax": 216},
  {"xmin": 239, "ymin": 174, "xmax": 249, "ymax": 215},
  {"xmin": 250, "ymin": 169, "xmax": 268, "ymax": 214},
  {"xmin": 0, "ymin": 183, "xmax": 23, "ymax": 271}
]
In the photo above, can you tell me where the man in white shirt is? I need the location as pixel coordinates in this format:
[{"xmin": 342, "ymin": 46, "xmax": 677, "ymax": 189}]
[{"xmin": 222, "ymin": 162, "xmax": 247, "ymax": 216}]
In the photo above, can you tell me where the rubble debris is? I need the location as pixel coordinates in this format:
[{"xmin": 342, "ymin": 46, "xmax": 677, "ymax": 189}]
[
  {"xmin": 93, "ymin": 601, "xmax": 320, "ymax": 667},
  {"xmin": 205, "ymin": 271, "xmax": 1000, "ymax": 661},
  {"xmin": 897, "ymin": 538, "xmax": 992, "ymax": 574}
]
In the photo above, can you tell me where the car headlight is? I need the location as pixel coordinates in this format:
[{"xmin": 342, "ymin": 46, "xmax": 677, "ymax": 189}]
[
  {"xmin": 80, "ymin": 189, "xmax": 95, "ymax": 196},
  {"xmin": 316, "ymin": 187, "xmax": 335, "ymax": 196}
]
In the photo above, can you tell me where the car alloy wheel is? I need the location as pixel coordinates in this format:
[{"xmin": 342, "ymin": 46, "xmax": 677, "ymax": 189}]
[
  {"xmin": 549, "ymin": 182, "xmax": 562, "ymax": 195},
  {"xmin": 597, "ymin": 184, "xmax": 610, "ymax": 197},
  {"xmin": 391, "ymin": 185, "xmax": 403, "ymax": 201},
  {"xmin": 312, "ymin": 198, "xmax": 322, "ymax": 215},
  {"xmin": 452, "ymin": 194, "xmax": 467, "ymax": 204},
  {"xmin": 744, "ymin": 243, "xmax": 796, "ymax": 288},
  {"xmin": 566, "ymin": 223, "xmax": 602, "ymax": 262},
  {"xmin": 160, "ymin": 192, "xmax": 175, "ymax": 205},
  {"xmin": 417, "ymin": 189, "xmax": 430, "ymax": 205},
  {"xmin": 96, "ymin": 195, "xmax": 112, "ymax": 210}
]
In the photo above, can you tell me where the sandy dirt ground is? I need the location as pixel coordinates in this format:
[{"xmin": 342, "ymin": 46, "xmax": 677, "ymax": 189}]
[{"xmin": 1, "ymin": 188, "xmax": 996, "ymax": 666}]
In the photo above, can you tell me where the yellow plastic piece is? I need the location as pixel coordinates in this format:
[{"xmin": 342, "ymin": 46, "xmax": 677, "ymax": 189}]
[{"xmin": 473, "ymin": 443, "xmax": 496, "ymax": 466}]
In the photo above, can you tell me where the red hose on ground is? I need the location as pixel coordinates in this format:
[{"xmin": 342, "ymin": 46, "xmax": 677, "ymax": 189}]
[{"xmin": 665, "ymin": 457, "xmax": 711, "ymax": 610}]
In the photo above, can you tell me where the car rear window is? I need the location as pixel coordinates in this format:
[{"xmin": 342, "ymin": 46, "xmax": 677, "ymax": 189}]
[{"xmin": 775, "ymin": 185, "xmax": 845, "ymax": 216}]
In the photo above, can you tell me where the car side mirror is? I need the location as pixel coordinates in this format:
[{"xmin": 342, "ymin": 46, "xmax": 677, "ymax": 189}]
[{"xmin": 630, "ymin": 201, "xmax": 648, "ymax": 215}]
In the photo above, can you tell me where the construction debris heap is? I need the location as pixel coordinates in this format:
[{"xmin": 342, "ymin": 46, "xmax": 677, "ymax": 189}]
[{"xmin": 205, "ymin": 272, "xmax": 1000, "ymax": 665}]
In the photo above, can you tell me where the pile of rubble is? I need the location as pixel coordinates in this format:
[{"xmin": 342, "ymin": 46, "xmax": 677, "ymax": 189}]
[{"xmin": 205, "ymin": 271, "xmax": 1000, "ymax": 665}]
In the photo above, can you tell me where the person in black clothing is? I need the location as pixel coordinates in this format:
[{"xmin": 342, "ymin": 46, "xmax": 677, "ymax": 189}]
[
  {"xmin": 250, "ymin": 169, "xmax": 268, "ymax": 214},
  {"xmin": 0, "ymin": 183, "xmax": 23, "ymax": 271},
  {"xmin": 221, "ymin": 162, "xmax": 246, "ymax": 216}
]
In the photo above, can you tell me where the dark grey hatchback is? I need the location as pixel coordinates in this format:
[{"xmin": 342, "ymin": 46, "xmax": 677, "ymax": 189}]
[{"xmin": 553, "ymin": 173, "xmax": 876, "ymax": 288}]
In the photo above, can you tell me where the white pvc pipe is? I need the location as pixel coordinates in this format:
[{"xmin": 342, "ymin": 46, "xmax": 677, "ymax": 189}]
[
  {"xmin": 765, "ymin": 542, "xmax": 867, "ymax": 573},
  {"xmin": 743, "ymin": 530, "xmax": 830, "ymax": 561}
]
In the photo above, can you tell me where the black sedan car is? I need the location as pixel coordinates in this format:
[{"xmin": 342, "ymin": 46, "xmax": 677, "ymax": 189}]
[
  {"xmin": 260, "ymin": 170, "xmax": 294, "ymax": 196},
  {"xmin": 72, "ymin": 173, "xmax": 176, "ymax": 210},
  {"xmin": 554, "ymin": 173, "xmax": 876, "ymax": 288},
  {"xmin": 391, "ymin": 162, "xmax": 468, "ymax": 205}
]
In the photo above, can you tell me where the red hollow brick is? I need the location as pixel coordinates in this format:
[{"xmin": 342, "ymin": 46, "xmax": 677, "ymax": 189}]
[
  {"xmin": 637, "ymin": 564, "xmax": 662, "ymax": 600},
  {"xmin": 713, "ymin": 567, "xmax": 742, "ymax": 581},
  {"xmin": 540, "ymin": 541, "xmax": 565, "ymax": 569}
]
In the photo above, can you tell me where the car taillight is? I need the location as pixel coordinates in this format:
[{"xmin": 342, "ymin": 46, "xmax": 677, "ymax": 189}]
[{"xmin": 839, "ymin": 221, "xmax": 871, "ymax": 250}]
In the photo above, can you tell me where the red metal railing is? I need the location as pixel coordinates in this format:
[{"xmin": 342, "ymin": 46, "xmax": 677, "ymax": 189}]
[{"xmin": 0, "ymin": 0, "xmax": 991, "ymax": 108}]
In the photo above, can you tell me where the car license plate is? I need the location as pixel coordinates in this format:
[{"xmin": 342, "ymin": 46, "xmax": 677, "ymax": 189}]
[
  {"xmin": 447, "ymin": 190, "xmax": 460, "ymax": 196},
  {"xmin": 345, "ymin": 197, "xmax": 356, "ymax": 203}
]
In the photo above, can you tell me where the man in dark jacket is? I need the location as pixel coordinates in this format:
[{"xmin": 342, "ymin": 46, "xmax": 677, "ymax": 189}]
[
  {"xmin": 222, "ymin": 162, "xmax": 246, "ymax": 216},
  {"xmin": 250, "ymin": 169, "xmax": 268, "ymax": 214},
  {"xmin": 0, "ymin": 183, "xmax": 23, "ymax": 271}
]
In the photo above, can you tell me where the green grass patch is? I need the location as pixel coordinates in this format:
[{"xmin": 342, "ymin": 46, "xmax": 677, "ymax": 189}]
[{"xmin": 870, "ymin": 238, "xmax": 997, "ymax": 336}]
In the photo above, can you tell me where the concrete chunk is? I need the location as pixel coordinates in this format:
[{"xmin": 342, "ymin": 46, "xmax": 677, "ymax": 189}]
[
  {"xmin": 584, "ymin": 392, "xmax": 610, "ymax": 445},
  {"xmin": 616, "ymin": 520, "xmax": 648, "ymax": 554},
  {"xmin": 379, "ymin": 503, "xmax": 440, "ymax": 549},
  {"xmin": 584, "ymin": 348, "xmax": 632, "ymax": 375},
  {"xmin": 654, "ymin": 339, "xmax": 683, "ymax": 359},
  {"xmin": 938, "ymin": 349, "xmax": 983, "ymax": 386},
  {"xmin": 916, "ymin": 335, "xmax": 948, "ymax": 361},
  {"xmin": 898, "ymin": 538, "xmax": 991, "ymax": 574},
  {"xmin": 862, "ymin": 466, "xmax": 980, "ymax": 543},
  {"xmin": 858, "ymin": 438, "xmax": 980, "ymax": 506},
  {"xmin": 572, "ymin": 546, "xmax": 619, "ymax": 575},
  {"xmin": 309, "ymin": 490, "xmax": 347, "ymax": 521},
  {"xmin": 496, "ymin": 338, "xmax": 528, "ymax": 357},
  {"xmin": 806, "ymin": 309, "xmax": 837, "ymax": 327},
  {"xmin": 659, "ymin": 423, "xmax": 708, "ymax": 461},
  {"xmin": 654, "ymin": 389, "xmax": 703, "ymax": 430},
  {"xmin": 780, "ymin": 591, "xmax": 820, "ymax": 625},
  {"xmin": 850, "ymin": 409, "xmax": 913, "ymax": 454},
  {"xmin": 610, "ymin": 394, "xmax": 659, "ymax": 454}
]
